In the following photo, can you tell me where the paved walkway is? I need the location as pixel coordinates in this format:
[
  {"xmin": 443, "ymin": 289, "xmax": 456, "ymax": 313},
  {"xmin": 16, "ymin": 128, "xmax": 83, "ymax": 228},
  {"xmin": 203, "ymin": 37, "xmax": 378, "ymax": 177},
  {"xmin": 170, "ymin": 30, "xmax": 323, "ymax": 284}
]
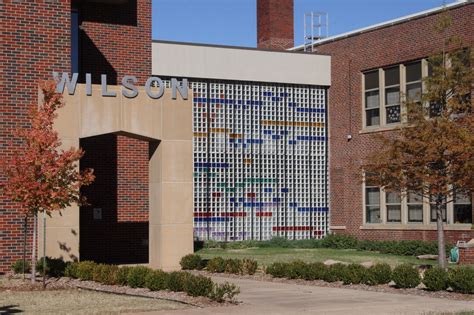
[{"xmin": 135, "ymin": 276, "xmax": 474, "ymax": 315}]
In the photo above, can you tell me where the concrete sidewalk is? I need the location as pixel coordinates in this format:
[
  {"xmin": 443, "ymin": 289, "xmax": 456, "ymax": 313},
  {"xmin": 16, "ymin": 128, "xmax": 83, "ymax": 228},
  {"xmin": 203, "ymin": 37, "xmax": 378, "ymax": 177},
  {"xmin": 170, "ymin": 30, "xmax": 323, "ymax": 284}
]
[{"xmin": 133, "ymin": 276, "xmax": 474, "ymax": 315}]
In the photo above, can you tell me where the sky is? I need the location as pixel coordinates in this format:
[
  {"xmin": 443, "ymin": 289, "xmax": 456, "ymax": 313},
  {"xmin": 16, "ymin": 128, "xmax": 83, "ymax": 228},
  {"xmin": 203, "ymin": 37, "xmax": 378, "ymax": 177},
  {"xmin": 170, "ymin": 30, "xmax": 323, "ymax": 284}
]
[{"xmin": 152, "ymin": 0, "xmax": 458, "ymax": 48}]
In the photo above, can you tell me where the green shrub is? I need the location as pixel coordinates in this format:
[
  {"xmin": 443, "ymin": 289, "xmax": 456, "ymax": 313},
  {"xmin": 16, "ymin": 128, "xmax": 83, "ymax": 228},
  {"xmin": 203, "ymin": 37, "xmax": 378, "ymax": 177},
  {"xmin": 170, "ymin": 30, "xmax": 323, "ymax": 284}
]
[
  {"xmin": 11, "ymin": 259, "xmax": 31, "ymax": 274},
  {"xmin": 363, "ymin": 263, "xmax": 392, "ymax": 285},
  {"xmin": 322, "ymin": 263, "xmax": 347, "ymax": 282},
  {"xmin": 340, "ymin": 264, "xmax": 368, "ymax": 285},
  {"xmin": 286, "ymin": 260, "xmax": 310, "ymax": 279},
  {"xmin": 321, "ymin": 234, "xmax": 358, "ymax": 249},
  {"xmin": 207, "ymin": 257, "xmax": 227, "ymax": 273},
  {"xmin": 37, "ymin": 257, "xmax": 67, "ymax": 277},
  {"xmin": 92, "ymin": 264, "xmax": 119, "ymax": 285},
  {"xmin": 423, "ymin": 266, "xmax": 448, "ymax": 291},
  {"xmin": 116, "ymin": 266, "xmax": 132, "ymax": 285},
  {"xmin": 392, "ymin": 264, "xmax": 421, "ymax": 288},
  {"xmin": 209, "ymin": 282, "xmax": 240, "ymax": 303},
  {"xmin": 166, "ymin": 271, "xmax": 189, "ymax": 292},
  {"xmin": 225, "ymin": 258, "xmax": 241, "ymax": 274},
  {"xmin": 145, "ymin": 270, "xmax": 169, "ymax": 291},
  {"xmin": 305, "ymin": 262, "xmax": 327, "ymax": 280},
  {"xmin": 127, "ymin": 266, "xmax": 152, "ymax": 288},
  {"xmin": 64, "ymin": 262, "xmax": 79, "ymax": 278},
  {"xmin": 183, "ymin": 274, "xmax": 214, "ymax": 297},
  {"xmin": 265, "ymin": 262, "xmax": 288, "ymax": 278},
  {"xmin": 448, "ymin": 266, "xmax": 474, "ymax": 294},
  {"xmin": 240, "ymin": 258, "xmax": 258, "ymax": 275},
  {"xmin": 75, "ymin": 261, "xmax": 97, "ymax": 281},
  {"xmin": 180, "ymin": 254, "xmax": 203, "ymax": 270}
]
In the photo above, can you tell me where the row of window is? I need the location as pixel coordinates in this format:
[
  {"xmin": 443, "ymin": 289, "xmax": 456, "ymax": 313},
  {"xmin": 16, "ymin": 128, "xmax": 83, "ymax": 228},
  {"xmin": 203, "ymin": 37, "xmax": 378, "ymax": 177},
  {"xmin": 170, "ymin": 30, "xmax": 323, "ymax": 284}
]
[
  {"xmin": 364, "ymin": 61, "xmax": 423, "ymax": 128},
  {"xmin": 365, "ymin": 186, "xmax": 472, "ymax": 224}
]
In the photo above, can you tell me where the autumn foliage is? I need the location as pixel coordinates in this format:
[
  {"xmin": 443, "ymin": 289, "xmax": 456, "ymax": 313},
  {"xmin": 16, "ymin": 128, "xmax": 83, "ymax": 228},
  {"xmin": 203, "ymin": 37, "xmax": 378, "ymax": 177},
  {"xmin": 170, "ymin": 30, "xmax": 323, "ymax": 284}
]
[
  {"xmin": 2, "ymin": 80, "xmax": 94, "ymax": 280},
  {"xmin": 363, "ymin": 15, "xmax": 473, "ymax": 269}
]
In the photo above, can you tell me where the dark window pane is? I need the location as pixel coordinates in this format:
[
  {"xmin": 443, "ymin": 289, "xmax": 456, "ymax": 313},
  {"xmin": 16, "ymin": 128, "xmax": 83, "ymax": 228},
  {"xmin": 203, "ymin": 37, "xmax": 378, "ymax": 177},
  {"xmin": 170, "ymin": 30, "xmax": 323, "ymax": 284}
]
[
  {"xmin": 407, "ymin": 82, "xmax": 422, "ymax": 101},
  {"xmin": 386, "ymin": 191, "xmax": 401, "ymax": 203},
  {"xmin": 365, "ymin": 71, "xmax": 379, "ymax": 90},
  {"xmin": 406, "ymin": 62, "xmax": 422, "ymax": 82},
  {"xmin": 408, "ymin": 205, "xmax": 423, "ymax": 222},
  {"xmin": 385, "ymin": 67, "xmax": 400, "ymax": 86},
  {"xmin": 429, "ymin": 102, "xmax": 443, "ymax": 117},
  {"xmin": 454, "ymin": 205, "xmax": 472, "ymax": 224},
  {"xmin": 366, "ymin": 206, "xmax": 381, "ymax": 223},
  {"xmin": 366, "ymin": 187, "xmax": 380, "ymax": 205},
  {"xmin": 430, "ymin": 204, "xmax": 447, "ymax": 222},
  {"xmin": 385, "ymin": 87, "xmax": 400, "ymax": 105},
  {"xmin": 386, "ymin": 105, "xmax": 400, "ymax": 124},
  {"xmin": 365, "ymin": 90, "xmax": 379, "ymax": 109},
  {"xmin": 366, "ymin": 108, "xmax": 380, "ymax": 126},
  {"xmin": 387, "ymin": 205, "xmax": 401, "ymax": 223}
]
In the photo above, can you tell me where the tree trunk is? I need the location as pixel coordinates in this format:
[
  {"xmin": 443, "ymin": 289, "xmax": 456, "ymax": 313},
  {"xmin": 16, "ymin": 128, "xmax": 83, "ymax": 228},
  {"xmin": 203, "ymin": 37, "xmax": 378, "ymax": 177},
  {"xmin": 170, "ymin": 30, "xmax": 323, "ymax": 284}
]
[
  {"xmin": 31, "ymin": 211, "xmax": 37, "ymax": 283},
  {"xmin": 42, "ymin": 210, "xmax": 46, "ymax": 289},
  {"xmin": 435, "ymin": 200, "xmax": 447, "ymax": 269},
  {"xmin": 23, "ymin": 215, "xmax": 27, "ymax": 280}
]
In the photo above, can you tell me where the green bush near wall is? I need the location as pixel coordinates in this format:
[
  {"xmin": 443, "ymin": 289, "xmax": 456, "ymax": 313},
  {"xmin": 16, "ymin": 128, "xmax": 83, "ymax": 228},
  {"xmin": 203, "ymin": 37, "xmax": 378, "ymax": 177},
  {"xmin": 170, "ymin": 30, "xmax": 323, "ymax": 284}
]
[
  {"xmin": 448, "ymin": 266, "xmax": 474, "ymax": 294},
  {"xmin": 203, "ymin": 234, "xmax": 453, "ymax": 257},
  {"xmin": 392, "ymin": 264, "xmax": 421, "ymax": 288},
  {"xmin": 64, "ymin": 261, "xmax": 239, "ymax": 302}
]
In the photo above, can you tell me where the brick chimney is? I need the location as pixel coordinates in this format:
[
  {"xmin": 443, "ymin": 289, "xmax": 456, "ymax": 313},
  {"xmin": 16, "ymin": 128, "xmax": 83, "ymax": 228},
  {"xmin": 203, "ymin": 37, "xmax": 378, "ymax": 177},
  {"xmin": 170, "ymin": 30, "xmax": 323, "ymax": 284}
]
[{"xmin": 257, "ymin": 0, "xmax": 294, "ymax": 50}]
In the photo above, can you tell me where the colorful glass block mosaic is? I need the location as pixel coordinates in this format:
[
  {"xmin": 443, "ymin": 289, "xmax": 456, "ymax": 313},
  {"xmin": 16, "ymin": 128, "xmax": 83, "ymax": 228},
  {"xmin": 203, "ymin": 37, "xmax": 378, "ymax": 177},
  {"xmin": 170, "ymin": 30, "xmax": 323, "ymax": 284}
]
[{"xmin": 189, "ymin": 81, "xmax": 328, "ymax": 241}]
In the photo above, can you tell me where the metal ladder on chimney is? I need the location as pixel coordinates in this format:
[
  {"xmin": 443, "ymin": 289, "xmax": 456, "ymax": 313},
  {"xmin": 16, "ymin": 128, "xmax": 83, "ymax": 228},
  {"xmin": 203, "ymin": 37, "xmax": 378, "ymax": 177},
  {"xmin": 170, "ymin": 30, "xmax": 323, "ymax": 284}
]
[{"xmin": 304, "ymin": 12, "xmax": 329, "ymax": 52}]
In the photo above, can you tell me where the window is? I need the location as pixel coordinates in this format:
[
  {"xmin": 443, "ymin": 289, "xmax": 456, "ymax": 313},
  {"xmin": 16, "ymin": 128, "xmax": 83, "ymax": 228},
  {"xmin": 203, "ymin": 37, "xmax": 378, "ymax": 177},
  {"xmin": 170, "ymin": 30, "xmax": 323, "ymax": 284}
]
[
  {"xmin": 384, "ymin": 67, "xmax": 401, "ymax": 124},
  {"xmin": 454, "ymin": 192, "xmax": 472, "ymax": 224},
  {"xmin": 365, "ymin": 185, "xmax": 381, "ymax": 223},
  {"xmin": 71, "ymin": 9, "xmax": 79, "ymax": 73},
  {"xmin": 386, "ymin": 191, "xmax": 401, "ymax": 222},
  {"xmin": 430, "ymin": 195, "xmax": 447, "ymax": 223},
  {"xmin": 364, "ymin": 71, "xmax": 380, "ymax": 127},
  {"xmin": 407, "ymin": 192, "xmax": 423, "ymax": 223},
  {"xmin": 405, "ymin": 62, "xmax": 422, "ymax": 102}
]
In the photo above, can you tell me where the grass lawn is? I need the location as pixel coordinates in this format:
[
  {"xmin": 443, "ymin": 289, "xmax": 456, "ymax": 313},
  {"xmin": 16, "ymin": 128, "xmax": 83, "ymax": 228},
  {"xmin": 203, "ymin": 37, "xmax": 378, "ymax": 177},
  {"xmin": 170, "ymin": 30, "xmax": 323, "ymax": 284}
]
[
  {"xmin": 197, "ymin": 247, "xmax": 437, "ymax": 267},
  {"xmin": 0, "ymin": 289, "xmax": 189, "ymax": 314}
]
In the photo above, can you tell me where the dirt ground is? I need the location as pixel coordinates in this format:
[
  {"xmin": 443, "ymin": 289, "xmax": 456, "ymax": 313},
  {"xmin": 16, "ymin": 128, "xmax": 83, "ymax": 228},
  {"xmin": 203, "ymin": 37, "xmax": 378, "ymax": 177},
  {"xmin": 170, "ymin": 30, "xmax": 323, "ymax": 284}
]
[{"xmin": 0, "ymin": 289, "xmax": 190, "ymax": 314}]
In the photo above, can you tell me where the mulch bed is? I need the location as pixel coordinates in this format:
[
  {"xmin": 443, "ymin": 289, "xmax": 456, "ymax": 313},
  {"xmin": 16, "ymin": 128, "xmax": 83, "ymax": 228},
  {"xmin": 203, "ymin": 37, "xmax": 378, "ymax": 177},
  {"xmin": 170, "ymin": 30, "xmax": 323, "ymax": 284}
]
[
  {"xmin": 190, "ymin": 270, "xmax": 474, "ymax": 302},
  {"xmin": 0, "ymin": 274, "xmax": 235, "ymax": 308}
]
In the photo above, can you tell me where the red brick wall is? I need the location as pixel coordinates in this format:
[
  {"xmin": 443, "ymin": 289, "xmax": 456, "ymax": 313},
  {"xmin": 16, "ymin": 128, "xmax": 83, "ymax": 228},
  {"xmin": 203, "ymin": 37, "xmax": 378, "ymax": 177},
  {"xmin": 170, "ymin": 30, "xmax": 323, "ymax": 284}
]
[
  {"xmin": 75, "ymin": 1, "xmax": 152, "ymax": 263},
  {"xmin": 257, "ymin": 0, "xmax": 294, "ymax": 50},
  {"xmin": 459, "ymin": 246, "xmax": 474, "ymax": 265},
  {"xmin": 78, "ymin": 0, "xmax": 151, "ymax": 84},
  {"xmin": 314, "ymin": 3, "xmax": 474, "ymax": 242},
  {"xmin": 0, "ymin": 0, "xmax": 71, "ymax": 273},
  {"xmin": 117, "ymin": 136, "xmax": 149, "ymax": 222}
]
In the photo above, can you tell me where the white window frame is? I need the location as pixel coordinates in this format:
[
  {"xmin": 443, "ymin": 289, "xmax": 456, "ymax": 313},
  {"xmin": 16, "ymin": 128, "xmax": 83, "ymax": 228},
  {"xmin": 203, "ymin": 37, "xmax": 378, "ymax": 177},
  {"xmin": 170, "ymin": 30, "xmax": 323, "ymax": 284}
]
[{"xmin": 361, "ymin": 59, "xmax": 428, "ymax": 131}]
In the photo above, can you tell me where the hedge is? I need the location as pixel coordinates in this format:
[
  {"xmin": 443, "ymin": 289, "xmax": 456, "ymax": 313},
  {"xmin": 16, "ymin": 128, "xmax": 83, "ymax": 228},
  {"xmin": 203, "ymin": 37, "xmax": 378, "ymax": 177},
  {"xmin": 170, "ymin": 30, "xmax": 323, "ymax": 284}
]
[
  {"xmin": 423, "ymin": 266, "xmax": 448, "ymax": 291},
  {"xmin": 203, "ymin": 235, "xmax": 453, "ymax": 257},
  {"xmin": 185, "ymin": 256, "xmax": 258, "ymax": 275},
  {"xmin": 392, "ymin": 264, "xmax": 421, "ymax": 288},
  {"xmin": 65, "ymin": 261, "xmax": 239, "ymax": 302},
  {"xmin": 448, "ymin": 266, "xmax": 474, "ymax": 294}
]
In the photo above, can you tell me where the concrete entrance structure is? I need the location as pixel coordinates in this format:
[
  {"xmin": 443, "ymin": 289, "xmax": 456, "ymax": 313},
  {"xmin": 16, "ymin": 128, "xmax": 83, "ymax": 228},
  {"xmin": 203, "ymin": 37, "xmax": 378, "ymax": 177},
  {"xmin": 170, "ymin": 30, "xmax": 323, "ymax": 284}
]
[{"xmin": 39, "ymin": 84, "xmax": 193, "ymax": 271}]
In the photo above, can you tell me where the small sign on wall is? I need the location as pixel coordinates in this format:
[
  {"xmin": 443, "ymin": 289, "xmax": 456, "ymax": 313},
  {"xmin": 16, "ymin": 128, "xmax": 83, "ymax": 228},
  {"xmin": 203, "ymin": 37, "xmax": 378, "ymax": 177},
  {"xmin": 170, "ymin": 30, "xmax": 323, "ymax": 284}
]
[{"xmin": 93, "ymin": 208, "xmax": 102, "ymax": 220}]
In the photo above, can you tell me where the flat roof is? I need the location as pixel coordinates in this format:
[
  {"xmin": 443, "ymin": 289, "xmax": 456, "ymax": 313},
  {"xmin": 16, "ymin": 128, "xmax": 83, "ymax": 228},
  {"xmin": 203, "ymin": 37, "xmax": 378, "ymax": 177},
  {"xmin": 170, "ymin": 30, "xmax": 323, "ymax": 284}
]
[
  {"xmin": 152, "ymin": 41, "xmax": 331, "ymax": 86},
  {"xmin": 290, "ymin": 0, "xmax": 471, "ymax": 51}
]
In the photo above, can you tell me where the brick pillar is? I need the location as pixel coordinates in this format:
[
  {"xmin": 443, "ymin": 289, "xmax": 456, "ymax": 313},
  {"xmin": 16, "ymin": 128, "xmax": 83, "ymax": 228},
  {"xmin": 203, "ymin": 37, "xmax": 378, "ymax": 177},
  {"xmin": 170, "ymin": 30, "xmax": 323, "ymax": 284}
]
[
  {"xmin": 0, "ymin": 0, "xmax": 71, "ymax": 273},
  {"xmin": 458, "ymin": 244, "xmax": 474, "ymax": 265},
  {"xmin": 257, "ymin": 0, "xmax": 294, "ymax": 50}
]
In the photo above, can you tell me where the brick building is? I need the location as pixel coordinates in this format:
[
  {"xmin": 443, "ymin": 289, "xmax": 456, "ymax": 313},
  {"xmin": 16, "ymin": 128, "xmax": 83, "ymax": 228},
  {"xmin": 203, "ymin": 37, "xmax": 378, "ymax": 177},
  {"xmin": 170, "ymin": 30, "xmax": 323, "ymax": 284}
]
[
  {"xmin": 1, "ymin": 0, "xmax": 472, "ymax": 273},
  {"xmin": 0, "ymin": 0, "xmax": 331, "ymax": 272},
  {"xmin": 292, "ymin": 0, "xmax": 474, "ymax": 242}
]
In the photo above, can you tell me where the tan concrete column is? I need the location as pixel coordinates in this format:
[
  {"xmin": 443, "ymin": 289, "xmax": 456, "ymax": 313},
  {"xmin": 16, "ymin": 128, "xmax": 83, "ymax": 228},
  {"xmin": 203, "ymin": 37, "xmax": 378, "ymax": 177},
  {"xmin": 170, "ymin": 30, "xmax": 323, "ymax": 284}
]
[{"xmin": 149, "ymin": 91, "xmax": 194, "ymax": 271}]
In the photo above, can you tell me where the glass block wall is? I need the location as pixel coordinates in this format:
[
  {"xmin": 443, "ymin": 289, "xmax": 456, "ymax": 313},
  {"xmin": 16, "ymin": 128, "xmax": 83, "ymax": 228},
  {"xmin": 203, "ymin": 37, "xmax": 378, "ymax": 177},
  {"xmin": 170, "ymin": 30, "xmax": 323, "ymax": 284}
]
[{"xmin": 191, "ymin": 80, "xmax": 328, "ymax": 241}]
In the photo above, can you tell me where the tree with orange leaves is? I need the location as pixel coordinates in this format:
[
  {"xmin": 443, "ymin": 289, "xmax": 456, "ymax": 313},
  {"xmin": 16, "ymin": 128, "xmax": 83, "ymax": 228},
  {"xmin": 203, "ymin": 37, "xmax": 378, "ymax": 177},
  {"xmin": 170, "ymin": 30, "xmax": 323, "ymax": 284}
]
[
  {"xmin": 363, "ymin": 14, "xmax": 473, "ymax": 269},
  {"xmin": 2, "ymin": 81, "xmax": 94, "ymax": 283}
]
